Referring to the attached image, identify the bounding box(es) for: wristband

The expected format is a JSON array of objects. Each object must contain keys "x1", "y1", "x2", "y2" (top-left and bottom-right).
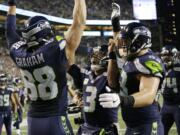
[
  {"x1": 120, "y1": 95, "x2": 135, "y2": 108},
  {"x1": 109, "y1": 51, "x2": 116, "y2": 60}
]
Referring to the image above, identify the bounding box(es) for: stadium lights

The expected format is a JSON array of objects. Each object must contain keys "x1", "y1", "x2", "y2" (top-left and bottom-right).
[
  {"x1": 103, "y1": 31, "x2": 113, "y2": 36},
  {"x1": 83, "y1": 31, "x2": 101, "y2": 36},
  {"x1": 83, "y1": 31, "x2": 115, "y2": 37},
  {"x1": 0, "y1": 4, "x2": 139, "y2": 26}
]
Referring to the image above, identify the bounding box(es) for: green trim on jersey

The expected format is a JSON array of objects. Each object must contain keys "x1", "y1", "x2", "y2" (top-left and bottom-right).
[
  {"x1": 55, "y1": 35, "x2": 63, "y2": 41},
  {"x1": 152, "y1": 122, "x2": 158, "y2": 135},
  {"x1": 145, "y1": 60, "x2": 163, "y2": 74},
  {"x1": 99, "y1": 129, "x2": 105, "y2": 135},
  {"x1": 60, "y1": 116, "x2": 70, "y2": 135}
]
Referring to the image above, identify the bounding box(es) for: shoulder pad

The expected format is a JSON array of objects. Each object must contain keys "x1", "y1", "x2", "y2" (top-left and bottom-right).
[
  {"x1": 144, "y1": 60, "x2": 163, "y2": 74},
  {"x1": 11, "y1": 41, "x2": 26, "y2": 50},
  {"x1": 55, "y1": 35, "x2": 63, "y2": 41},
  {"x1": 59, "y1": 40, "x2": 66, "y2": 50},
  {"x1": 55, "y1": 35, "x2": 66, "y2": 50},
  {"x1": 134, "y1": 55, "x2": 164, "y2": 78}
]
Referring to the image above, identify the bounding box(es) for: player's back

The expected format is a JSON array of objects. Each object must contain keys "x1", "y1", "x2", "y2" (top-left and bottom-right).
[{"x1": 10, "y1": 37, "x2": 68, "y2": 117}]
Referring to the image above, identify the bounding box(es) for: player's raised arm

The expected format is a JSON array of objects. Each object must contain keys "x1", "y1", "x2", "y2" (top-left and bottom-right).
[
  {"x1": 6, "y1": 0, "x2": 21, "y2": 48},
  {"x1": 65, "y1": 0, "x2": 87, "y2": 66},
  {"x1": 107, "y1": 3, "x2": 121, "y2": 88},
  {"x1": 111, "y1": 3, "x2": 121, "y2": 39}
]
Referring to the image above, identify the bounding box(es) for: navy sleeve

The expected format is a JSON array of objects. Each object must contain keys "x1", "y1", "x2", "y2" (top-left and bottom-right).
[
  {"x1": 5, "y1": 15, "x2": 21, "y2": 48},
  {"x1": 68, "y1": 64, "x2": 84, "y2": 89}
]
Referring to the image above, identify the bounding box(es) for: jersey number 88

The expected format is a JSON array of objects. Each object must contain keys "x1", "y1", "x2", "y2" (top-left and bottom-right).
[{"x1": 21, "y1": 66, "x2": 58, "y2": 101}]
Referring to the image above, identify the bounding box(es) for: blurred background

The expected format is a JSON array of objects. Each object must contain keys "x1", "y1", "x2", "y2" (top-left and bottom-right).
[
  {"x1": 0, "y1": 0, "x2": 179, "y2": 134},
  {"x1": 0, "y1": 0, "x2": 179, "y2": 76}
]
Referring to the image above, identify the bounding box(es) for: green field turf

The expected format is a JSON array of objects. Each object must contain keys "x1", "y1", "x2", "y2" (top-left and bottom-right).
[
  {"x1": 1, "y1": 111, "x2": 178, "y2": 135},
  {"x1": 1, "y1": 96, "x2": 178, "y2": 135}
]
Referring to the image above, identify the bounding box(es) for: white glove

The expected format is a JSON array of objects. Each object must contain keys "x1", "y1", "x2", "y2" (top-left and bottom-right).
[
  {"x1": 99, "y1": 93, "x2": 120, "y2": 108},
  {"x1": 111, "y1": 3, "x2": 121, "y2": 20}
]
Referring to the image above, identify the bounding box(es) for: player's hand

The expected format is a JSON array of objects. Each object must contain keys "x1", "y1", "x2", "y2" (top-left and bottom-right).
[
  {"x1": 8, "y1": 0, "x2": 16, "y2": 6},
  {"x1": 111, "y1": 3, "x2": 121, "y2": 21},
  {"x1": 108, "y1": 38, "x2": 116, "y2": 53},
  {"x1": 99, "y1": 92, "x2": 120, "y2": 108},
  {"x1": 72, "y1": 94, "x2": 83, "y2": 107}
]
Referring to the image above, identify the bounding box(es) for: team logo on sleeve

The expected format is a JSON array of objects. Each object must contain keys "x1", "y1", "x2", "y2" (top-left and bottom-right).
[{"x1": 145, "y1": 61, "x2": 163, "y2": 74}]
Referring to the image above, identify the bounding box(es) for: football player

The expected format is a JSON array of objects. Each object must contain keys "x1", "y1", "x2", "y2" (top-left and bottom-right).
[
  {"x1": 99, "y1": 3, "x2": 165, "y2": 135},
  {"x1": 68, "y1": 45, "x2": 119, "y2": 135},
  {"x1": 5, "y1": 0, "x2": 86, "y2": 135},
  {"x1": 160, "y1": 45, "x2": 180, "y2": 135},
  {"x1": 0, "y1": 74, "x2": 17, "y2": 135},
  {"x1": 12, "y1": 78, "x2": 23, "y2": 135}
]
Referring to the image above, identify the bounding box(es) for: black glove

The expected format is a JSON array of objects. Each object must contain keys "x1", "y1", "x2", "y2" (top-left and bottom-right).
[
  {"x1": 8, "y1": 0, "x2": 16, "y2": 6},
  {"x1": 111, "y1": 3, "x2": 121, "y2": 32}
]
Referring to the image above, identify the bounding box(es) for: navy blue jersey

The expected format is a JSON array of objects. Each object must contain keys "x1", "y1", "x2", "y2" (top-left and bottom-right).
[
  {"x1": 6, "y1": 15, "x2": 68, "y2": 117},
  {"x1": 68, "y1": 65, "x2": 118, "y2": 127},
  {"x1": 120, "y1": 50, "x2": 165, "y2": 127},
  {"x1": 0, "y1": 88, "x2": 13, "y2": 113},
  {"x1": 162, "y1": 64, "x2": 180, "y2": 105}
]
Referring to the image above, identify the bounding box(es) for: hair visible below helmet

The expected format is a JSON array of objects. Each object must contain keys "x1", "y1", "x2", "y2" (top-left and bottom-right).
[
  {"x1": 120, "y1": 22, "x2": 152, "y2": 54},
  {"x1": 22, "y1": 16, "x2": 54, "y2": 48}
]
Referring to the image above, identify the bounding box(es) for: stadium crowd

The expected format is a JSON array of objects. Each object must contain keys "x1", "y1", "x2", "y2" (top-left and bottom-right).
[
  {"x1": 0, "y1": 0, "x2": 179, "y2": 135},
  {"x1": 2, "y1": 0, "x2": 134, "y2": 19}
]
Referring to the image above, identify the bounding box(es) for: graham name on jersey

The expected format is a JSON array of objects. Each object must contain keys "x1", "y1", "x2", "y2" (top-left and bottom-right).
[{"x1": 15, "y1": 53, "x2": 45, "y2": 67}]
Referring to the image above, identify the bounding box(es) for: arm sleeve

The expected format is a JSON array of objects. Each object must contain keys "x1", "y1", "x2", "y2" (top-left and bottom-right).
[
  {"x1": 68, "y1": 64, "x2": 84, "y2": 89},
  {"x1": 5, "y1": 15, "x2": 21, "y2": 48}
]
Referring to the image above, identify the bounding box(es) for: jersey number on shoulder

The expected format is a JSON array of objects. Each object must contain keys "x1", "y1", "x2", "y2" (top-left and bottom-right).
[
  {"x1": 166, "y1": 77, "x2": 178, "y2": 93},
  {"x1": 84, "y1": 86, "x2": 97, "y2": 112},
  {"x1": 21, "y1": 66, "x2": 58, "y2": 101},
  {"x1": 0, "y1": 95, "x2": 10, "y2": 106}
]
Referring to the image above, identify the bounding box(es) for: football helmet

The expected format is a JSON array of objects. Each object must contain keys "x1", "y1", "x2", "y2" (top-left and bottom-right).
[
  {"x1": 118, "y1": 22, "x2": 151, "y2": 57},
  {"x1": 22, "y1": 16, "x2": 54, "y2": 48},
  {"x1": 90, "y1": 45, "x2": 108, "y2": 72},
  {"x1": 0, "y1": 73, "x2": 7, "y2": 86},
  {"x1": 160, "y1": 45, "x2": 178, "y2": 67}
]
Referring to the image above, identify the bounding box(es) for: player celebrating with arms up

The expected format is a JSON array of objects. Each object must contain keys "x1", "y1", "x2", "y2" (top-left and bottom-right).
[
  {"x1": 6, "y1": 0, "x2": 86, "y2": 135},
  {"x1": 99, "y1": 3, "x2": 165, "y2": 135}
]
